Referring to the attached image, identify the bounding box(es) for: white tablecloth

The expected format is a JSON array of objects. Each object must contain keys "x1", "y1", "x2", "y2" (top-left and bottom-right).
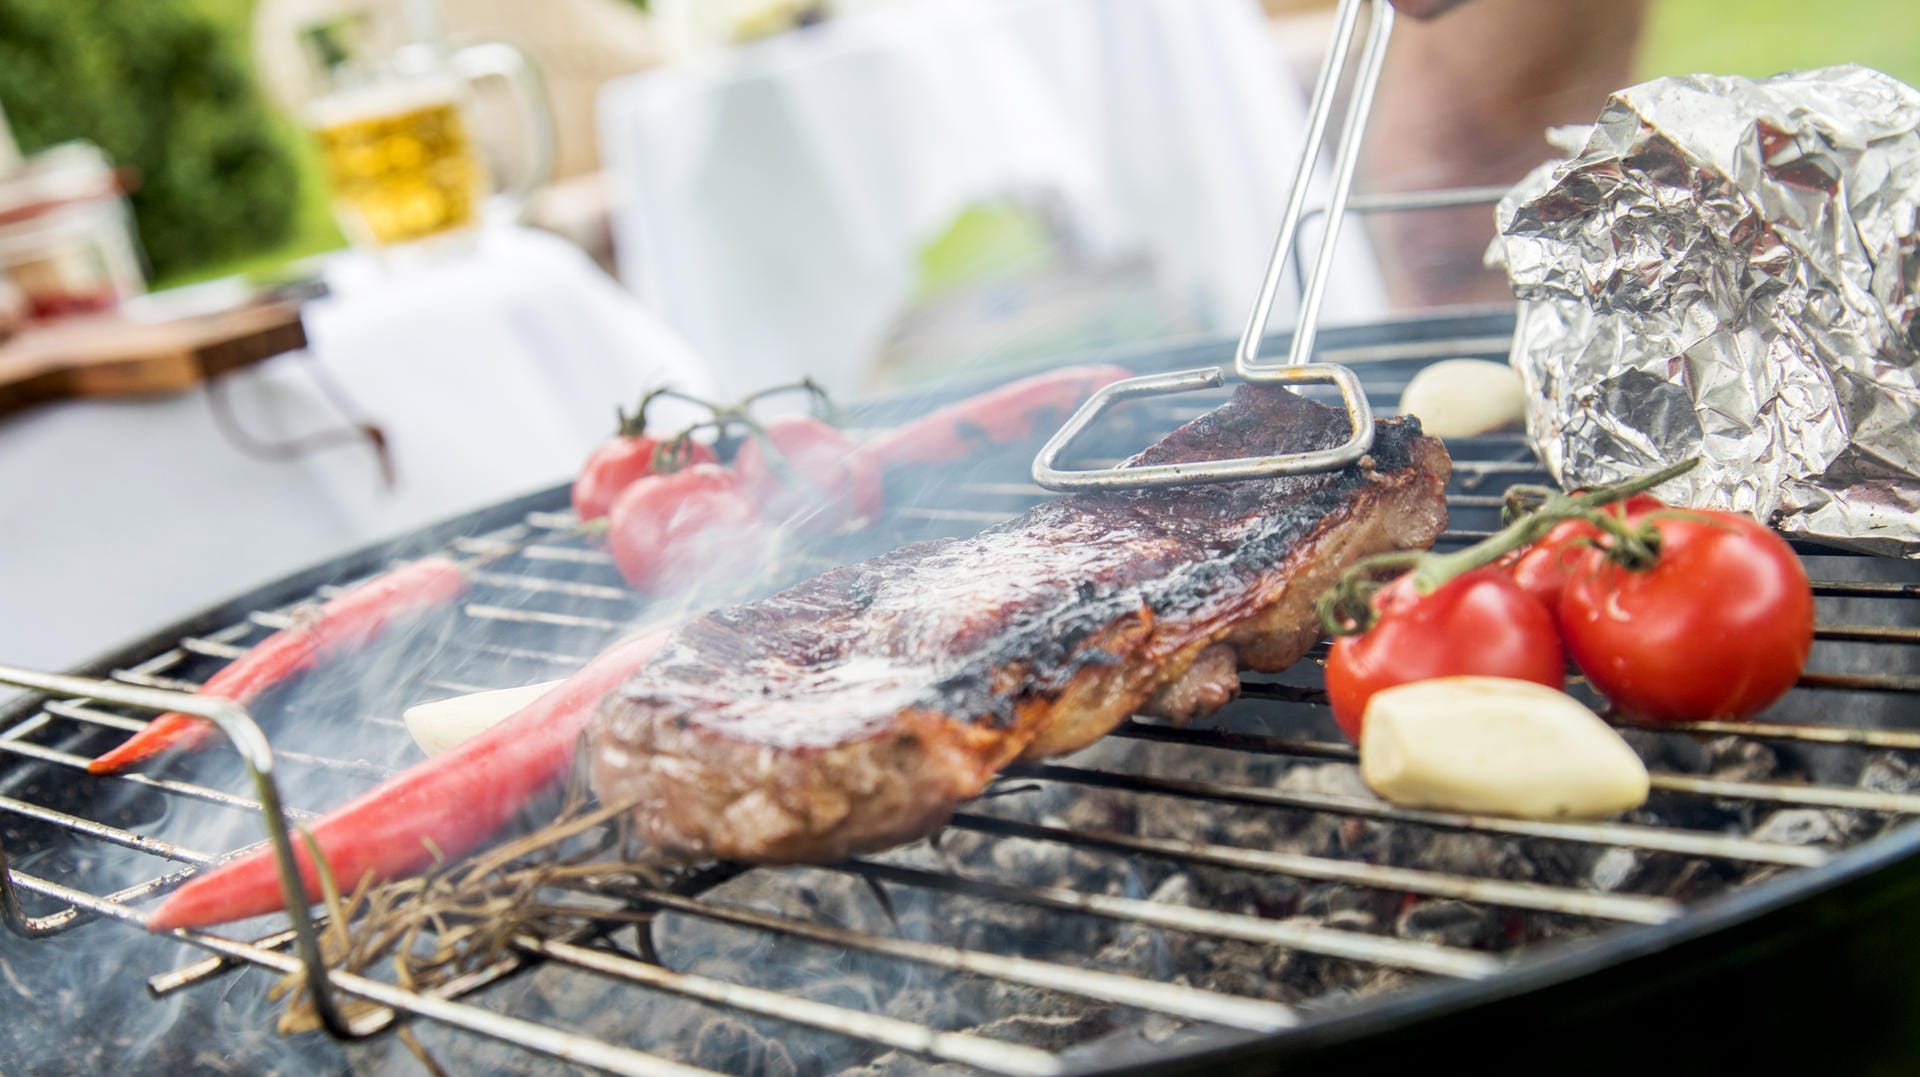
[
  {"x1": 598, "y1": 0, "x2": 1387, "y2": 398},
  {"x1": 0, "y1": 227, "x2": 712, "y2": 672}
]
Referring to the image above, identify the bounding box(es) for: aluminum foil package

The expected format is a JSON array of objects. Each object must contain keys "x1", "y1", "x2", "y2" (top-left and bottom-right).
[{"x1": 1493, "y1": 65, "x2": 1920, "y2": 557}]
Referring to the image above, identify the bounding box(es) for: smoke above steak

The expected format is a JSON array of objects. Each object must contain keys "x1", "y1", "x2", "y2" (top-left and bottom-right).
[{"x1": 590, "y1": 383, "x2": 1451, "y2": 862}]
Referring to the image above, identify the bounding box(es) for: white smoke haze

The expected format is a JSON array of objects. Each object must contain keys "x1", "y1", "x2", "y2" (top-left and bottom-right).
[
  {"x1": 7, "y1": 358, "x2": 1917, "y2": 1075},
  {"x1": 0, "y1": 363, "x2": 1168, "y2": 1072}
]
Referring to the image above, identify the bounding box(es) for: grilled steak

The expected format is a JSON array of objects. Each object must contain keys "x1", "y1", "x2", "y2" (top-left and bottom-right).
[{"x1": 590, "y1": 383, "x2": 1451, "y2": 862}]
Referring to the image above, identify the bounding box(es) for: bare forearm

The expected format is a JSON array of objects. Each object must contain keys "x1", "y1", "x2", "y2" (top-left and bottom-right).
[{"x1": 1365, "y1": 0, "x2": 1649, "y2": 307}]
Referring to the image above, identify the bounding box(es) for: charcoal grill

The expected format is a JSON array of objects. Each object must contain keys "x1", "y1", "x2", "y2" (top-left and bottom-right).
[{"x1": 3, "y1": 307, "x2": 1919, "y2": 1075}]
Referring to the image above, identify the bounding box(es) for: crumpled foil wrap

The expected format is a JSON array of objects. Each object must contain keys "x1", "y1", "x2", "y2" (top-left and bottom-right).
[{"x1": 1493, "y1": 64, "x2": 1920, "y2": 557}]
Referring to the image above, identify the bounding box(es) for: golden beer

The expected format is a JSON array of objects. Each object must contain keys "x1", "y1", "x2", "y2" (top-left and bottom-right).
[{"x1": 310, "y1": 86, "x2": 485, "y2": 247}]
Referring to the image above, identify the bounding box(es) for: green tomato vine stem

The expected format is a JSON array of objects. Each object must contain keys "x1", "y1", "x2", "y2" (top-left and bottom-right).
[{"x1": 1316, "y1": 456, "x2": 1699, "y2": 637}]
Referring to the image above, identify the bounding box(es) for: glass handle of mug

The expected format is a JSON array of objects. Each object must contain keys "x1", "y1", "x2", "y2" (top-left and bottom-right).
[{"x1": 450, "y1": 41, "x2": 555, "y2": 222}]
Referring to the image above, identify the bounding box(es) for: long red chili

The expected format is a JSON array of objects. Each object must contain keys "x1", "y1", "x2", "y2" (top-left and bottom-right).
[
  {"x1": 142, "y1": 365, "x2": 1127, "y2": 926},
  {"x1": 860, "y1": 364, "x2": 1132, "y2": 466},
  {"x1": 145, "y1": 629, "x2": 672, "y2": 932},
  {"x1": 87, "y1": 557, "x2": 472, "y2": 776}
]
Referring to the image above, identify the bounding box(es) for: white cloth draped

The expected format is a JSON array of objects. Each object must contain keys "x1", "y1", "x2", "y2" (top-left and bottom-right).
[
  {"x1": 0, "y1": 227, "x2": 711, "y2": 671},
  {"x1": 599, "y1": 0, "x2": 1387, "y2": 397}
]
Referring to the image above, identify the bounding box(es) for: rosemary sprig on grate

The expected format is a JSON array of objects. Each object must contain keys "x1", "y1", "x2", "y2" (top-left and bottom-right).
[{"x1": 269, "y1": 748, "x2": 672, "y2": 1036}]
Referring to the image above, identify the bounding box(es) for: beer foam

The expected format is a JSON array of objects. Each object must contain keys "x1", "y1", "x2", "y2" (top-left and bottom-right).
[{"x1": 305, "y1": 76, "x2": 465, "y2": 128}]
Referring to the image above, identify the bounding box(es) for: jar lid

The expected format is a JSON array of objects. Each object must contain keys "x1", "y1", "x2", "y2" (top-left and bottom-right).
[{"x1": 0, "y1": 141, "x2": 122, "y2": 227}]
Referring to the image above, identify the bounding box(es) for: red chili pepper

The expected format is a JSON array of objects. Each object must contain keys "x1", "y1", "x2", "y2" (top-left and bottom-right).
[
  {"x1": 87, "y1": 557, "x2": 472, "y2": 776},
  {"x1": 144, "y1": 629, "x2": 672, "y2": 932},
  {"x1": 860, "y1": 364, "x2": 1132, "y2": 466}
]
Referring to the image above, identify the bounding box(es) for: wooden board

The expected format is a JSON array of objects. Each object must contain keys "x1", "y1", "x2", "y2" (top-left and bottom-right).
[{"x1": 0, "y1": 300, "x2": 307, "y2": 419}]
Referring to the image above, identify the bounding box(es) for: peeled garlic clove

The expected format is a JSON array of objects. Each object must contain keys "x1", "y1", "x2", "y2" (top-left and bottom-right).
[
  {"x1": 1397, "y1": 358, "x2": 1527, "y2": 438},
  {"x1": 403, "y1": 680, "x2": 564, "y2": 757},
  {"x1": 1359, "y1": 676, "x2": 1649, "y2": 820}
]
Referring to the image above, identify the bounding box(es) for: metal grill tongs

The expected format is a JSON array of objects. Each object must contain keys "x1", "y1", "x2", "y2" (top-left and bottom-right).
[{"x1": 1032, "y1": 0, "x2": 1395, "y2": 491}]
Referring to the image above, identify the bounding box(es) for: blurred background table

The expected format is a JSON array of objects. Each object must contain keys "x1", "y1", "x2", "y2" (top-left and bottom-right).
[
  {"x1": 598, "y1": 0, "x2": 1389, "y2": 399},
  {"x1": 0, "y1": 297, "x2": 307, "y2": 417},
  {"x1": 0, "y1": 226, "x2": 710, "y2": 671}
]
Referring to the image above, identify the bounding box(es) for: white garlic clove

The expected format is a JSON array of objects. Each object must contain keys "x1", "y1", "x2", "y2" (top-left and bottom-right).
[
  {"x1": 1359, "y1": 676, "x2": 1649, "y2": 820},
  {"x1": 1397, "y1": 358, "x2": 1528, "y2": 438},
  {"x1": 403, "y1": 680, "x2": 564, "y2": 757}
]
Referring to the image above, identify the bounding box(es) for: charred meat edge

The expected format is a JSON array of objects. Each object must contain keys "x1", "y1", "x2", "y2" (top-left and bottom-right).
[{"x1": 592, "y1": 386, "x2": 1450, "y2": 862}]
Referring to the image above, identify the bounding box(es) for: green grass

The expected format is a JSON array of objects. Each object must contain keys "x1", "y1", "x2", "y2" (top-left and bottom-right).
[
  {"x1": 1636, "y1": 0, "x2": 1920, "y2": 85},
  {"x1": 913, "y1": 200, "x2": 1056, "y2": 301}
]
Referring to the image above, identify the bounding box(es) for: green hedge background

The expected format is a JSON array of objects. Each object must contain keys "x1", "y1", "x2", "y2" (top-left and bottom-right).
[{"x1": 0, "y1": 0, "x2": 320, "y2": 282}]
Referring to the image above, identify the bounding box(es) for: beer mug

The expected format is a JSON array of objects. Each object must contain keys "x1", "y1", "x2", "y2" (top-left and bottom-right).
[{"x1": 297, "y1": 10, "x2": 553, "y2": 252}]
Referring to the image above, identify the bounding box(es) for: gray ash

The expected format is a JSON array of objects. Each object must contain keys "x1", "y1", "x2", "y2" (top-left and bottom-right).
[{"x1": 325, "y1": 705, "x2": 1920, "y2": 1077}]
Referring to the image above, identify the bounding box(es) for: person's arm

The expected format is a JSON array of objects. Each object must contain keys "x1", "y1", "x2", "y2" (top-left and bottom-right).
[
  {"x1": 1365, "y1": 0, "x2": 1650, "y2": 307},
  {"x1": 1387, "y1": 0, "x2": 1470, "y2": 17}
]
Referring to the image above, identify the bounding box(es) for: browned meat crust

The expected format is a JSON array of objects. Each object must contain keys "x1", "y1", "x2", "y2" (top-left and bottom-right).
[{"x1": 590, "y1": 384, "x2": 1451, "y2": 862}]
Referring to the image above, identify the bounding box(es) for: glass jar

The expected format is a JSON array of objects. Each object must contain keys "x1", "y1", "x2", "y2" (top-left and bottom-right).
[
  {"x1": 0, "y1": 141, "x2": 147, "y2": 323},
  {"x1": 290, "y1": 5, "x2": 552, "y2": 259}
]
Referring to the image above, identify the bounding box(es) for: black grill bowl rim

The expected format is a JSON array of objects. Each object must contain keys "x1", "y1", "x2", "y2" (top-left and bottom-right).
[{"x1": 1094, "y1": 818, "x2": 1920, "y2": 1075}]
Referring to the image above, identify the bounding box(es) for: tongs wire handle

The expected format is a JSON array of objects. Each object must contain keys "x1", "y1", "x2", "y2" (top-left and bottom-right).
[
  {"x1": 1238, "y1": 0, "x2": 1395, "y2": 377},
  {"x1": 1031, "y1": 0, "x2": 1394, "y2": 492}
]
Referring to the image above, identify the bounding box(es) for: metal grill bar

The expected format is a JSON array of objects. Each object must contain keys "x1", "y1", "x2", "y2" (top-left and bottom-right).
[
  {"x1": 948, "y1": 814, "x2": 1681, "y2": 924},
  {"x1": 1646, "y1": 775, "x2": 1920, "y2": 813},
  {"x1": 146, "y1": 924, "x2": 552, "y2": 1014},
  {"x1": 42, "y1": 699, "x2": 401, "y2": 779},
  {"x1": 633, "y1": 889, "x2": 1298, "y2": 1032},
  {"x1": 0, "y1": 710, "x2": 52, "y2": 746},
  {"x1": 1450, "y1": 460, "x2": 1550, "y2": 478},
  {"x1": 1155, "y1": 683, "x2": 1920, "y2": 753},
  {"x1": 1316, "y1": 331, "x2": 1519, "y2": 366},
  {"x1": 454, "y1": 537, "x2": 612, "y2": 565},
  {"x1": 4, "y1": 865, "x2": 202, "y2": 936},
  {"x1": 423, "y1": 678, "x2": 509, "y2": 697},
  {"x1": 1111, "y1": 719, "x2": 1364, "y2": 761},
  {"x1": 180, "y1": 637, "x2": 250, "y2": 661},
  {"x1": 111, "y1": 634, "x2": 248, "y2": 678},
  {"x1": 841, "y1": 861, "x2": 1504, "y2": 979},
  {"x1": 40, "y1": 698, "x2": 146, "y2": 733},
  {"x1": 1814, "y1": 581, "x2": 1920, "y2": 599},
  {"x1": 1614, "y1": 718, "x2": 1920, "y2": 751},
  {"x1": 109, "y1": 668, "x2": 201, "y2": 693},
  {"x1": 1009, "y1": 763, "x2": 1829, "y2": 868},
  {"x1": 5, "y1": 872, "x2": 723, "y2": 1077},
  {"x1": 0, "y1": 796, "x2": 217, "y2": 867},
  {"x1": 1819, "y1": 624, "x2": 1920, "y2": 645},
  {"x1": 148, "y1": 926, "x2": 302, "y2": 996},
  {"x1": 467, "y1": 570, "x2": 632, "y2": 602},
  {"x1": 1797, "y1": 672, "x2": 1920, "y2": 694},
  {"x1": 1105, "y1": 723, "x2": 1920, "y2": 813},
  {"x1": 0, "y1": 737, "x2": 318, "y2": 820},
  {"x1": 467, "y1": 641, "x2": 597, "y2": 667},
  {"x1": 464, "y1": 603, "x2": 627, "y2": 632},
  {"x1": 520, "y1": 936, "x2": 1069, "y2": 1077}
]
